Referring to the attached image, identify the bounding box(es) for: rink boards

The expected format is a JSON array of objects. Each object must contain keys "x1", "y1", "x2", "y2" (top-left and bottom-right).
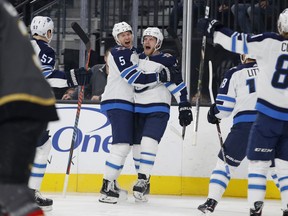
[{"x1": 41, "y1": 103, "x2": 280, "y2": 199}]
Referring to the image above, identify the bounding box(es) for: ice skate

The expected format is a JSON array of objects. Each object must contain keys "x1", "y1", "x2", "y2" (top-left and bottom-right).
[
  {"x1": 34, "y1": 189, "x2": 53, "y2": 211},
  {"x1": 99, "y1": 179, "x2": 119, "y2": 204},
  {"x1": 114, "y1": 180, "x2": 128, "y2": 201},
  {"x1": 0, "y1": 185, "x2": 45, "y2": 216},
  {"x1": 250, "y1": 201, "x2": 263, "y2": 216},
  {"x1": 198, "y1": 198, "x2": 218, "y2": 214},
  {"x1": 284, "y1": 209, "x2": 288, "y2": 216},
  {"x1": 1, "y1": 204, "x2": 45, "y2": 216},
  {"x1": 133, "y1": 173, "x2": 150, "y2": 202}
]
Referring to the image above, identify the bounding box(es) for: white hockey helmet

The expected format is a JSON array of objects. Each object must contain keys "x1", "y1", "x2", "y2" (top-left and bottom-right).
[
  {"x1": 112, "y1": 22, "x2": 133, "y2": 45},
  {"x1": 142, "y1": 27, "x2": 164, "y2": 50},
  {"x1": 278, "y1": 8, "x2": 288, "y2": 36},
  {"x1": 30, "y1": 16, "x2": 54, "y2": 43}
]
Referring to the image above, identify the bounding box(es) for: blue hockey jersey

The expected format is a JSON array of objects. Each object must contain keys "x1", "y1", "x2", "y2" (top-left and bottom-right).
[{"x1": 31, "y1": 38, "x2": 67, "y2": 88}]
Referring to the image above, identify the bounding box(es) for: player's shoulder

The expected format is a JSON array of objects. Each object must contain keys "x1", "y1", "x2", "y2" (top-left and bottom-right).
[
  {"x1": 33, "y1": 39, "x2": 54, "y2": 53},
  {"x1": 151, "y1": 52, "x2": 177, "y2": 67},
  {"x1": 111, "y1": 45, "x2": 133, "y2": 57},
  {"x1": 238, "y1": 62, "x2": 257, "y2": 70},
  {"x1": 224, "y1": 64, "x2": 242, "y2": 79},
  {"x1": 0, "y1": 0, "x2": 16, "y2": 15},
  {"x1": 248, "y1": 32, "x2": 285, "y2": 42},
  {"x1": 225, "y1": 62, "x2": 257, "y2": 77}
]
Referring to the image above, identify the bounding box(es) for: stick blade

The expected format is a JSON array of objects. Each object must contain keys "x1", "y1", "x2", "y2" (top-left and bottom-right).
[{"x1": 71, "y1": 22, "x2": 90, "y2": 50}]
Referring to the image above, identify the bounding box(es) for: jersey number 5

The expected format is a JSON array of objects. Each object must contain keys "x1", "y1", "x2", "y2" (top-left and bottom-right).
[
  {"x1": 272, "y1": 55, "x2": 288, "y2": 89},
  {"x1": 119, "y1": 56, "x2": 126, "y2": 66}
]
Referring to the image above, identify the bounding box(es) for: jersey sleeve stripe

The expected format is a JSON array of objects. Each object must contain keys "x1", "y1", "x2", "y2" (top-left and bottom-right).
[
  {"x1": 120, "y1": 64, "x2": 138, "y2": 78},
  {"x1": 216, "y1": 95, "x2": 236, "y2": 102},
  {"x1": 217, "y1": 106, "x2": 234, "y2": 112},
  {"x1": 127, "y1": 71, "x2": 141, "y2": 84},
  {"x1": 231, "y1": 32, "x2": 238, "y2": 52},
  {"x1": 170, "y1": 82, "x2": 185, "y2": 94},
  {"x1": 42, "y1": 71, "x2": 52, "y2": 77},
  {"x1": 243, "y1": 34, "x2": 248, "y2": 54}
]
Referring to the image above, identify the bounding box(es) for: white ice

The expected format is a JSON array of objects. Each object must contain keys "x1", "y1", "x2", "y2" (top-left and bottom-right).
[{"x1": 44, "y1": 193, "x2": 283, "y2": 216}]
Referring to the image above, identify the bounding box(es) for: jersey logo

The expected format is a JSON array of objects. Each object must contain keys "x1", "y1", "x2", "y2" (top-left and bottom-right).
[
  {"x1": 115, "y1": 47, "x2": 126, "y2": 51},
  {"x1": 163, "y1": 53, "x2": 172, "y2": 58}
]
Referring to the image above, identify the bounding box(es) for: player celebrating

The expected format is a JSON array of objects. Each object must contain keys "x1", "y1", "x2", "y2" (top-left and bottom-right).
[
  {"x1": 132, "y1": 27, "x2": 192, "y2": 202},
  {"x1": 198, "y1": 8, "x2": 288, "y2": 216},
  {"x1": 197, "y1": 55, "x2": 279, "y2": 214},
  {"x1": 0, "y1": 1, "x2": 58, "y2": 215},
  {"x1": 99, "y1": 22, "x2": 173, "y2": 204},
  {"x1": 29, "y1": 15, "x2": 91, "y2": 210}
]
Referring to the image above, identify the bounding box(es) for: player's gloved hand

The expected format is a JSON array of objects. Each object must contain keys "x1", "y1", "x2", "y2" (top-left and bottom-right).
[
  {"x1": 159, "y1": 65, "x2": 183, "y2": 84},
  {"x1": 178, "y1": 101, "x2": 193, "y2": 126},
  {"x1": 169, "y1": 65, "x2": 183, "y2": 84},
  {"x1": 66, "y1": 67, "x2": 92, "y2": 87},
  {"x1": 159, "y1": 67, "x2": 171, "y2": 82},
  {"x1": 197, "y1": 18, "x2": 223, "y2": 38},
  {"x1": 207, "y1": 103, "x2": 220, "y2": 124}
]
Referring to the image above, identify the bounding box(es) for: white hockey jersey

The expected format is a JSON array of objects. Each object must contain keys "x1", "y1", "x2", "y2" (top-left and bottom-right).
[
  {"x1": 215, "y1": 62, "x2": 259, "y2": 125},
  {"x1": 214, "y1": 28, "x2": 288, "y2": 121},
  {"x1": 101, "y1": 45, "x2": 161, "y2": 112},
  {"x1": 134, "y1": 52, "x2": 189, "y2": 114}
]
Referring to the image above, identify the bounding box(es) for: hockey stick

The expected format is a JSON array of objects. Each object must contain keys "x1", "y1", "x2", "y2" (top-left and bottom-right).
[
  {"x1": 208, "y1": 61, "x2": 230, "y2": 176},
  {"x1": 62, "y1": 22, "x2": 92, "y2": 197},
  {"x1": 192, "y1": 0, "x2": 210, "y2": 145},
  {"x1": 182, "y1": 126, "x2": 186, "y2": 140}
]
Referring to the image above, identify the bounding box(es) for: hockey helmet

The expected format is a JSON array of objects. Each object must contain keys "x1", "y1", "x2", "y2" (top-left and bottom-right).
[
  {"x1": 30, "y1": 16, "x2": 54, "y2": 43},
  {"x1": 112, "y1": 22, "x2": 133, "y2": 45},
  {"x1": 142, "y1": 27, "x2": 164, "y2": 50},
  {"x1": 278, "y1": 8, "x2": 288, "y2": 35}
]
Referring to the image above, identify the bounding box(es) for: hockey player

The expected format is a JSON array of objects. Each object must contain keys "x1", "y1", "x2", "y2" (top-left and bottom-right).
[
  {"x1": 29, "y1": 15, "x2": 92, "y2": 210},
  {"x1": 0, "y1": 1, "x2": 58, "y2": 215},
  {"x1": 197, "y1": 55, "x2": 279, "y2": 214},
  {"x1": 99, "y1": 22, "x2": 174, "y2": 204},
  {"x1": 198, "y1": 8, "x2": 288, "y2": 216},
  {"x1": 132, "y1": 27, "x2": 193, "y2": 202}
]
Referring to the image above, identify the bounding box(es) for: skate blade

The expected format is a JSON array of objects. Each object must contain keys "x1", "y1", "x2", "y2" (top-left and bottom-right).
[
  {"x1": 133, "y1": 191, "x2": 148, "y2": 203},
  {"x1": 39, "y1": 205, "x2": 52, "y2": 212},
  {"x1": 197, "y1": 209, "x2": 212, "y2": 215},
  {"x1": 98, "y1": 194, "x2": 118, "y2": 204}
]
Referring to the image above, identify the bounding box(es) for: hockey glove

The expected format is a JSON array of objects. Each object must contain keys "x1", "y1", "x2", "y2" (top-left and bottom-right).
[
  {"x1": 178, "y1": 101, "x2": 193, "y2": 126},
  {"x1": 159, "y1": 67, "x2": 171, "y2": 82},
  {"x1": 197, "y1": 18, "x2": 223, "y2": 38},
  {"x1": 169, "y1": 65, "x2": 183, "y2": 84},
  {"x1": 159, "y1": 65, "x2": 183, "y2": 83},
  {"x1": 207, "y1": 103, "x2": 220, "y2": 124},
  {"x1": 66, "y1": 67, "x2": 92, "y2": 87}
]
